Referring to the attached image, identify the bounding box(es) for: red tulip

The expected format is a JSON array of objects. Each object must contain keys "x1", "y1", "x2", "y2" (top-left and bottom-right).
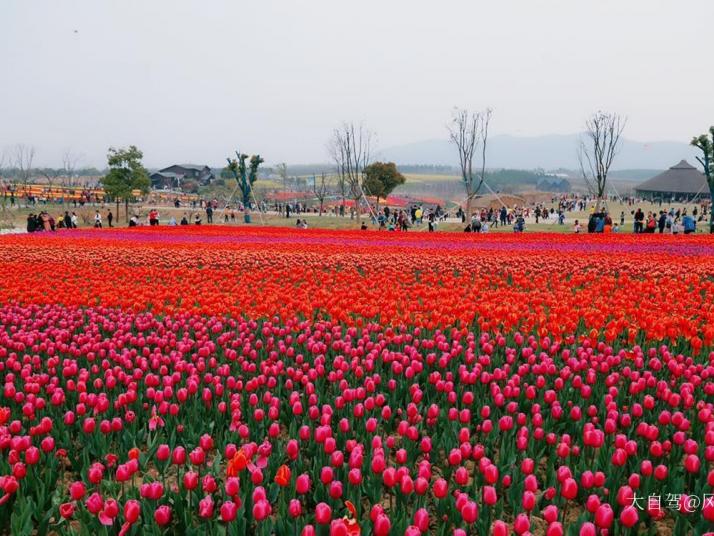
[
  {"x1": 154, "y1": 505, "x2": 171, "y2": 526},
  {"x1": 296, "y1": 473, "x2": 311, "y2": 494},
  {"x1": 86, "y1": 492, "x2": 104, "y2": 515},
  {"x1": 253, "y1": 499, "x2": 272, "y2": 521},
  {"x1": 433, "y1": 478, "x2": 448, "y2": 499},
  {"x1": 124, "y1": 499, "x2": 141, "y2": 524},
  {"x1": 183, "y1": 471, "x2": 199, "y2": 491},
  {"x1": 413, "y1": 507, "x2": 429, "y2": 532},
  {"x1": 373, "y1": 513, "x2": 391, "y2": 536},
  {"x1": 198, "y1": 495, "x2": 214, "y2": 518},
  {"x1": 620, "y1": 506, "x2": 639, "y2": 528},
  {"x1": 547, "y1": 522, "x2": 564, "y2": 536},
  {"x1": 315, "y1": 502, "x2": 332, "y2": 525},
  {"x1": 560, "y1": 477, "x2": 578, "y2": 500},
  {"x1": 199, "y1": 434, "x2": 214, "y2": 451},
  {"x1": 59, "y1": 502, "x2": 75, "y2": 519},
  {"x1": 220, "y1": 500, "x2": 238, "y2": 522},
  {"x1": 492, "y1": 520, "x2": 509, "y2": 536},
  {"x1": 289, "y1": 499, "x2": 302, "y2": 518},
  {"x1": 483, "y1": 485, "x2": 497, "y2": 505},
  {"x1": 189, "y1": 447, "x2": 205, "y2": 466},
  {"x1": 171, "y1": 446, "x2": 186, "y2": 465},
  {"x1": 156, "y1": 444, "x2": 170, "y2": 462},
  {"x1": 461, "y1": 500, "x2": 478, "y2": 523},
  {"x1": 542, "y1": 504, "x2": 558, "y2": 524},
  {"x1": 69, "y1": 481, "x2": 86, "y2": 501},
  {"x1": 219, "y1": 476, "x2": 237, "y2": 497},
  {"x1": 685, "y1": 454, "x2": 701, "y2": 474},
  {"x1": 514, "y1": 513, "x2": 530, "y2": 535}
]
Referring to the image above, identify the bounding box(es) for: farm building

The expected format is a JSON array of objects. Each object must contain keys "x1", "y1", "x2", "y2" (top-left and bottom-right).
[
  {"x1": 635, "y1": 160, "x2": 709, "y2": 201},
  {"x1": 151, "y1": 164, "x2": 215, "y2": 190}
]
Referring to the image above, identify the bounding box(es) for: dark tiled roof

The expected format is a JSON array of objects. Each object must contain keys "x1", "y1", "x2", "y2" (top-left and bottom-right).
[
  {"x1": 159, "y1": 164, "x2": 211, "y2": 173},
  {"x1": 635, "y1": 160, "x2": 708, "y2": 194}
]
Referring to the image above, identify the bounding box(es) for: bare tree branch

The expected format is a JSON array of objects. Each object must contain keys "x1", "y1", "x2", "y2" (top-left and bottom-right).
[
  {"x1": 578, "y1": 111, "x2": 626, "y2": 207},
  {"x1": 13, "y1": 144, "x2": 35, "y2": 187},
  {"x1": 327, "y1": 136, "x2": 348, "y2": 207},
  {"x1": 312, "y1": 173, "x2": 333, "y2": 216},
  {"x1": 447, "y1": 107, "x2": 491, "y2": 217},
  {"x1": 62, "y1": 149, "x2": 82, "y2": 188},
  {"x1": 328, "y1": 122, "x2": 374, "y2": 218}
]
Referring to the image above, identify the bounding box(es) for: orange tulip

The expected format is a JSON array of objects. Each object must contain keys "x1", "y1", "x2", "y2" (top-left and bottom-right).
[
  {"x1": 274, "y1": 464, "x2": 291, "y2": 487},
  {"x1": 226, "y1": 449, "x2": 248, "y2": 477}
]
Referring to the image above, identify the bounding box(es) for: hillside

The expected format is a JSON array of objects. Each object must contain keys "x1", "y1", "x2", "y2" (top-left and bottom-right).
[{"x1": 377, "y1": 134, "x2": 698, "y2": 170}]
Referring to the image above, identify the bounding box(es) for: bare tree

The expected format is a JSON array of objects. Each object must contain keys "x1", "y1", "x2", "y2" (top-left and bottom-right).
[
  {"x1": 578, "y1": 111, "x2": 626, "y2": 210},
  {"x1": 275, "y1": 162, "x2": 288, "y2": 193},
  {"x1": 40, "y1": 168, "x2": 61, "y2": 196},
  {"x1": 13, "y1": 144, "x2": 35, "y2": 187},
  {"x1": 327, "y1": 136, "x2": 348, "y2": 211},
  {"x1": 313, "y1": 173, "x2": 333, "y2": 216},
  {"x1": 447, "y1": 108, "x2": 492, "y2": 218},
  {"x1": 329, "y1": 122, "x2": 373, "y2": 220},
  {"x1": 62, "y1": 149, "x2": 82, "y2": 188}
]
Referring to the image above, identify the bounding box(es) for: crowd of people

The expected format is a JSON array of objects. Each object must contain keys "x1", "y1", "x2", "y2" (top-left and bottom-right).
[
  {"x1": 631, "y1": 207, "x2": 698, "y2": 234},
  {"x1": 12, "y1": 190, "x2": 712, "y2": 235},
  {"x1": 370, "y1": 205, "x2": 445, "y2": 231},
  {"x1": 26, "y1": 211, "x2": 80, "y2": 232}
]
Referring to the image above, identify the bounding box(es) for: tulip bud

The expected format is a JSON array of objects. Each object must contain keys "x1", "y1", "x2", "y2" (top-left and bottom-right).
[
  {"x1": 315, "y1": 502, "x2": 331, "y2": 525},
  {"x1": 620, "y1": 505, "x2": 639, "y2": 528},
  {"x1": 124, "y1": 499, "x2": 141, "y2": 524},
  {"x1": 373, "y1": 513, "x2": 391, "y2": 536},
  {"x1": 220, "y1": 500, "x2": 238, "y2": 522},
  {"x1": 154, "y1": 505, "x2": 171, "y2": 526},
  {"x1": 289, "y1": 499, "x2": 302, "y2": 518}
]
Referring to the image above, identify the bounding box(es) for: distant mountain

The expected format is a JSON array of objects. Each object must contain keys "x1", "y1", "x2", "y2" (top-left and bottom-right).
[{"x1": 377, "y1": 134, "x2": 699, "y2": 171}]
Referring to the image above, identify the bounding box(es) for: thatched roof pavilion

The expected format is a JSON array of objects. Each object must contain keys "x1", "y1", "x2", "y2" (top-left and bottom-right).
[{"x1": 635, "y1": 160, "x2": 709, "y2": 200}]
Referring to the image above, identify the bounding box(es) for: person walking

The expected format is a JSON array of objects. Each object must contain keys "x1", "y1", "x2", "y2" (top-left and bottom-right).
[
  {"x1": 148, "y1": 209, "x2": 159, "y2": 226},
  {"x1": 633, "y1": 208, "x2": 644, "y2": 233},
  {"x1": 683, "y1": 213, "x2": 696, "y2": 234},
  {"x1": 107, "y1": 210, "x2": 114, "y2": 228},
  {"x1": 658, "y1": 211, "x2": 666, "y2": 234}
]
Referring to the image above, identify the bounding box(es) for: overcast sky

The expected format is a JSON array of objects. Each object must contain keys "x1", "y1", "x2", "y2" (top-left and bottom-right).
[{"x1": 1, "y1": 0, "x2": 713, "y2": 168}]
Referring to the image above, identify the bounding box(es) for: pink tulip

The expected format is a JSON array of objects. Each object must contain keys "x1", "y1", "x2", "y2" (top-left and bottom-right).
[{"x1": 315, "y1": 502, "x2": 331, "y2": 525}]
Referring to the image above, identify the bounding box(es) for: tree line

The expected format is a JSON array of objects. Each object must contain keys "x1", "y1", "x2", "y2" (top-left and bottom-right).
[{"x1": 5, "y1": 109, "x2": 714, "y2": 232}]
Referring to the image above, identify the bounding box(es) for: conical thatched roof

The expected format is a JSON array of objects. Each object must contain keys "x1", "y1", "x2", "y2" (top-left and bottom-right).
[{"x1": 635, "y1": 160, "x2": 708, "y2": 195}]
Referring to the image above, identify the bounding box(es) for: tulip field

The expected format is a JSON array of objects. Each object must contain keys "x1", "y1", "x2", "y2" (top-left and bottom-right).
[{"x1": 2, "y1": 227, "x2": 714, "y2": 536}]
